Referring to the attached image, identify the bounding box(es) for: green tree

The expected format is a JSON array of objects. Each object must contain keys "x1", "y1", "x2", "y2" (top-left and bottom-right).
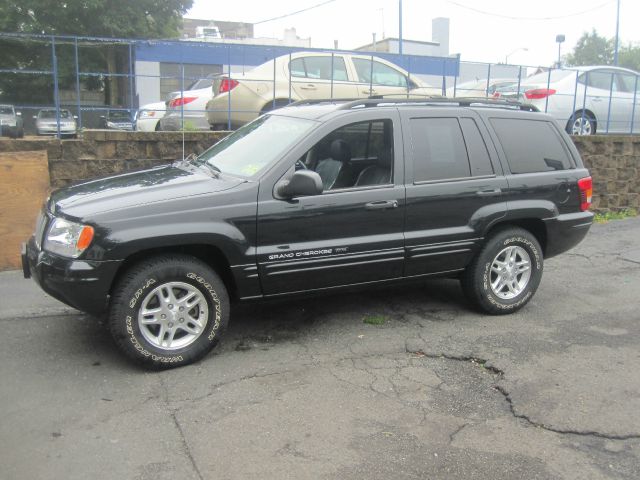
[
  {"x1": 0, "y1": 0, "x2": 193, "y2": 105},
  {"x1": 564, "y1": 29, "x2": 640, "y2": 72},
  {"x1": 564, "y1": 30, "x2": 614, "y2": 66}
]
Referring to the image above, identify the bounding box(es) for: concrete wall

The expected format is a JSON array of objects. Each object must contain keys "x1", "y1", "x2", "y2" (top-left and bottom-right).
[{"x1": 0, "y1": 132, "x2": 638, "y2": 212}]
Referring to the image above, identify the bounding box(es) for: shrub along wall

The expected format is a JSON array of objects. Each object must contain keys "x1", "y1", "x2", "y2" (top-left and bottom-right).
[{"x1": 0, "y1": 131, "x2": 638, "y2": 212}]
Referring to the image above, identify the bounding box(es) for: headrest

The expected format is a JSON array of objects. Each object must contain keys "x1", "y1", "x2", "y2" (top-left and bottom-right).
[
  {"x1": 377, "y1": 148, "x2": 393, "y2": 168},
  {"x1": 330, "y1": 139, "x2": 351, "y2": 163}
]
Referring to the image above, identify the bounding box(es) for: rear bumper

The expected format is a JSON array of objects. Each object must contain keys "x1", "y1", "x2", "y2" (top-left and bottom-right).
[
  {"x1": 22, "y1": 237, "x2": 121, "y2": 315},
  {"x1": 544, "y1": 211, "x2": 594, "y2": 258}
]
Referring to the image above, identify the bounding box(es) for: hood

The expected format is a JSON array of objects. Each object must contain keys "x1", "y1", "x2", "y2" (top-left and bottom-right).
[{"x1": 51, "y1": 164, "x2": 244, "y2": 218}]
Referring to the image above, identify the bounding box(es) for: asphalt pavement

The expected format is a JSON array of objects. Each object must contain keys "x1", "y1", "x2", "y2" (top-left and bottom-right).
[{"x1": 1, "y1": 217, "x2": 639, "y2": 480}]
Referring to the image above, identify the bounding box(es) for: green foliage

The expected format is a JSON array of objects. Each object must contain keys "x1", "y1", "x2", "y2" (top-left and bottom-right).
[
  {"x1": 0, "y1": 0, "x2": 193, "y2": 105},
  {"x1": 363, "y1": 315, "x2": 386, "y2": 326},
  {"x1": 564, "y1": 29, "x2": 640, "y2": 72},
  {"x1": 594, "y1": 208, "x2": 638, "y2": 223}
]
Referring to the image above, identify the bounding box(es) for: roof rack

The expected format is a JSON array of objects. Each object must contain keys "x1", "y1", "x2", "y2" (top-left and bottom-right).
[{"x1": 287, "y1": 96, "x2": 538, "y2": 112}]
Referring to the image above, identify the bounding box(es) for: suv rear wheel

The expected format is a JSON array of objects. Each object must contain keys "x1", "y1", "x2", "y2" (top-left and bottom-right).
[
  {"x1": 461, "y1": 227, "x2": 543, "y2": 314},
  {"x1": 109, "y1": 254, "x2": 229, "y2": 369}
]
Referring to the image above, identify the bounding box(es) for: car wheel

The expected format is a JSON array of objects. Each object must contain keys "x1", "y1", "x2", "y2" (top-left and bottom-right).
[
  {"x1": 109, "y1": 254, "x2": 230, "y2": 369},
  {"x1": 461, "y1": 227, "x2": 543, "y2": 315},
  {"x1": 567, "y1": 112, "x2": 596, "y2": 135}
]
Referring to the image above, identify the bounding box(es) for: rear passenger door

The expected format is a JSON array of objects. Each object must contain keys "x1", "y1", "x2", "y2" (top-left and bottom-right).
[
  {"x1": 289, "y1": 55, "x2": 359, "y2": 100},
  {"x1": 401, "y1": 109, "x2": 508, "y2": 276}
]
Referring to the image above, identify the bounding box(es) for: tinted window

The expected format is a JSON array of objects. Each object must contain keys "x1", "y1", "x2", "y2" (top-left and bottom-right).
[
  {"x1": 584, "y1": 70, "x2": 616, "y2": 90},
  {"x1": 289, "y1": 56, "x2": 348, "y2": 81},
  {"x1": 459, "y1": 118, "x2": 494, "y2": 176},
  {"x1": 410, "y1": 118, "x2": 471, "y2": 182},
  {"x1": 490, "y1": 118, "x2": 572, "y2": 174},
  {"x1": 617, "y1": 73, "x2": 637, "y2": 93},
  {"x1": 353, "y1": 59, "x2": 407, "y2": 87}
]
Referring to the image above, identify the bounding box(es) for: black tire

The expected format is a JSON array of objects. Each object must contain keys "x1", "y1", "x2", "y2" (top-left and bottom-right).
[
  {"x1": 461, "y1": 227, "x2": 543, "y2": 315},
  {"x1": 566, "y1": 111, "x2": 596, "y2": 135},
  {"x1": 109, "y1": 254, "x2": 230, "y2": 369}
]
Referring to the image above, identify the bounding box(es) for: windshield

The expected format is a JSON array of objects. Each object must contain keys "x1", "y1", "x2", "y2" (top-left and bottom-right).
[
  {"x1": 196, "y1": 115, "x2": 316, "y2": 177},
  {"x1": 109, "y1": 111, "x2": 131, "y2": 121},
  {"x1": 188, "y1": 77, "x2": 214, "y2": 90},
  {"x1": 39, "y1": 110, "x2": 72, "y2": 119},
  {"x1": 0, "y1": 106, "x2": 13, "y2": 115}
]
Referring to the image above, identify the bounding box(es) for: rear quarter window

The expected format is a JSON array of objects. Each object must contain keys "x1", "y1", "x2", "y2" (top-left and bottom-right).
[{"x1": 490, "y1": 118, "x2": 574, "y2": 174}]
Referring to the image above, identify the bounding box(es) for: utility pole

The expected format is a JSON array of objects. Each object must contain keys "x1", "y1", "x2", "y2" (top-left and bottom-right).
[
  {"x1": 613, "y1": 0, "x2": 620, "y2": 65},
  {"x1": 398, "y1": 0, "x2": 403, "y2": 55}
]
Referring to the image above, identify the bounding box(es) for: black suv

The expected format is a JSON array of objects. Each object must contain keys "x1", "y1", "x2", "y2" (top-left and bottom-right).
[{"x1": 22, "y1": 98, "x2": 594, "y2": 368}]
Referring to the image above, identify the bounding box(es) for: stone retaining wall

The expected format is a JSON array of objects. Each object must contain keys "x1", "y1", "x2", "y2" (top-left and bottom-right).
[{"x1": 0, "y1": 131, "x2": 638, "y2": 212}]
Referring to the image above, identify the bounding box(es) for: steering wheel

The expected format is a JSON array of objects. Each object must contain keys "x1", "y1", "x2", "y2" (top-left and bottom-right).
[{"x1": 295, "y1": 159, "x2": 308, "y2": 171}]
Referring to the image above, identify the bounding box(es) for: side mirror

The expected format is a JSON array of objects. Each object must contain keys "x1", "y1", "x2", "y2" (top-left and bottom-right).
[
  {"x1": 100, "y1": 115, "x2": 106, "y2": 119},
  {"x1": 277, "y1": 170, "x2": 323, "y2": 198},
  {"x1": 32, "y1": 115, "x2": 37, "y2": 119},
  {"x1": 74, "y1": 115, "x2": 78, "y2": 119},
  {"x1": 16, "y1": 112, "x2": 21, "y2": 116}
]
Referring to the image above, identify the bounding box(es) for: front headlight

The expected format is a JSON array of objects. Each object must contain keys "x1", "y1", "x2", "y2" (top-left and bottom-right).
[{"x1": 44, "y1": 218, "x2": 94, "y2": 258}]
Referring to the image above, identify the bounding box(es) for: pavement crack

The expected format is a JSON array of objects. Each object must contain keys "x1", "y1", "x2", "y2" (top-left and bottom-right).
[
  {"x1": 448, "y1": 423, "x2": 469, "y2": 444},
  {"x1": 493, "y1": 384, "x2": 640, "y2": 441},
  {"x1": 158, "y1": 375, "x2": 204, "y2": 480}
]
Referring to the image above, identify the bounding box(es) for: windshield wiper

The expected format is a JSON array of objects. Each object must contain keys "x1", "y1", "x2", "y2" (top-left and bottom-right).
[{"x1": 200, "y1": 161, "x2": 221, "y2": 178}]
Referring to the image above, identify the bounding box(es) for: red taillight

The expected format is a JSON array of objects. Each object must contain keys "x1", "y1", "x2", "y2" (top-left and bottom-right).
[
  {"x1": 219, "y1": 78, "x2": 239, "y2": 93},
  {"x1": 524, "y1": 88, "x2": 556, "y2": 100},
  {"x1": 577, "y1": 176, "x2": 593, "y2": 211},
  {"x1": 169, "y1": 97, "x2": 197, "y2": 107}
]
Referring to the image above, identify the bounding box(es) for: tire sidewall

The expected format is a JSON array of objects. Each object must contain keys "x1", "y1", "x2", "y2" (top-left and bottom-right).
[
  {"x1": 478, "y1": 231, "x2": 543, "y2": 313},
  {"x1": 111, "y1": 260, "x2": 229, "y2": 367}
]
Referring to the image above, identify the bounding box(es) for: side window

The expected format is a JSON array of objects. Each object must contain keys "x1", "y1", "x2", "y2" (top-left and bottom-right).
[
  {"x1": 616, "y1": 73, "x2": 637, "y2": 93},
  {"x1": 410, "y1": 118, "x2": 471, "y2": 182},
  {"x1": 490, "y1": 118, "x2": 573, "y2": 174},
  {"x1": 459, "y1": 118, "x2": 494, "y2": 176},
  {"x1": 585, "y1": 70, "x2": 616, "y2": 91},
  {"x1": 299, "y1": 119, "x2": 394, "y2": 190},
  {"x1": 289, "y1": 56, "x2": 348, "y2": 81},
  {"x1": 352, "y1": 58, "x2": 407, "y2": 87}
]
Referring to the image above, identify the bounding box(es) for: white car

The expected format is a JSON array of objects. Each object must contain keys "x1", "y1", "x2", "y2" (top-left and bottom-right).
[
  {"x1": 447, "y1": 78, "x2": 516, "y2": 98},
  {"x1": 205, "y1": 52, "x2": 441, "y2": 129},
  {"x1": 159, "y1": 74, "x2": 219, "y2": 131},
  {"x1": 135, "y1": 102, "x2": 166, "y2": 132},
  {"x1": 34, "y1": 109, "x2": 77, "y2": 137},
  {"x1": 497, "y1": 66, "x2": 640, "y2": 135}
]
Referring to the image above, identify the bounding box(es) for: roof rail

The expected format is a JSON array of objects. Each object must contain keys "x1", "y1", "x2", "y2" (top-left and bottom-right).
[{"x1": 286, "y1": 96, "x2": 538, "y2": 112}]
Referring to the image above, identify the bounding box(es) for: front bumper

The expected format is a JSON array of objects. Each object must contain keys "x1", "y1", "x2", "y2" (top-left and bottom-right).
[{"x1": 22, "y1": 237, "x2": 122, "y2": 315}]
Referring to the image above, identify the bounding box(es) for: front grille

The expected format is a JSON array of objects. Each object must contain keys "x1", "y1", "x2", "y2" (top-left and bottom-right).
[{"x1": 34, "y1": 210, "x2": 48, "y2": 249}]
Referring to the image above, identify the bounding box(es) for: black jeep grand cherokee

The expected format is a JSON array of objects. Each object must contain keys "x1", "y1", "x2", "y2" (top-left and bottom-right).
[{"x1": 23, "y1": 98, "x2": 593, "y2": 368}]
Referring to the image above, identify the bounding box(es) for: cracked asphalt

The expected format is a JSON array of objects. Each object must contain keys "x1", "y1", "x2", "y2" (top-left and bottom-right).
[{"x1": 1, "y1": 217, "x2": 639, "y2": 480}]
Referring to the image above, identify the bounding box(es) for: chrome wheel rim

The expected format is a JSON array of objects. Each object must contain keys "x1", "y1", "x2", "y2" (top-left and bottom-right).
[
  {"x1": 490, "y1": 246, "x2": 532, "y2": 300},
  {"x1": 571, "y1": 117, "x2": 592, "y2": 135},
  {"x1": 138, "y1": 281, "x2": 208, "y2": 351}
]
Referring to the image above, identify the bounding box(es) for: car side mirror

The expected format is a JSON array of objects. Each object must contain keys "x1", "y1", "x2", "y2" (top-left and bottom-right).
[
  {"x1": 32, "y1": 115, "x2": 37, "y2": 119},
  {"x1": 16, "y1": 112, "x2": 21, "y2": 116},
  {"x1": 277, "y1": 170, "x2": 323, "y2": 198},
  {"x1": 100, "y1": 115, "x2": 106, "y2": 119},
  {"x1": 74, "y1": 115, "x2": 78, "y2": 119}
]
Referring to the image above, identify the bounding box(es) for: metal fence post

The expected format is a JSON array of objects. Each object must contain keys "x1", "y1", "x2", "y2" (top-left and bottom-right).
[
  {"x1": 406, "y1": 56, "x2": 411, "y2": 98},
  {"x1": 288, "y1": 52, "x2": 292, "y2": 103},
  {"x1": 544, "y1": 68, "x2": 552, "y2": 113},
  {"x1": 580, "y1": 73, "x2": 589, "y2": 134},
  {"x1": 485, "y1": 64, "x2": 491, "y2": 98},
  {"x1": 50, "y1": 37, "x2": 61, "y2": 138},
  {"x1": 630, "y1": 75, "x2": 638, "y2": 134},
  {"x1": 571, "y1": 70, "x2": 579, "y2": 128},
  {"x1": 74, "y1": 37, "x2": 82, "y2": 130},
  {"x1": 330, "y1": 52, "x2": 334, "y2": 99},
  {"x1": 128, "y1": 42, "x2": 134, "y2": 123},
  {"x1": 227, "y1": 46, "x2": 231, "y2": 130},
  {"x1": 605, "y1": 72, "x2": 614, "y2": 133},
  {"x1": 516, "y1": 66, "x2": 522, "y2": 98},
  {"x1": 369, "y1": 55, "x2": 374, "y2": 96},
  {"x1": 441, "y1": 58, "x2": 446, "y2": 96}
]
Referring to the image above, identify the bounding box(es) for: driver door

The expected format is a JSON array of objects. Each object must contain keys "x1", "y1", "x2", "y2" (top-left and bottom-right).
[{"x1": 256, "y1": 110, "x2": 405, "y2": 295}]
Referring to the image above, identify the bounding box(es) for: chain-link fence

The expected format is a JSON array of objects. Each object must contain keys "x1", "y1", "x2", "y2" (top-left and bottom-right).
[{"x1": 1, "y1": 32, "x2": 638, "y2": 138}]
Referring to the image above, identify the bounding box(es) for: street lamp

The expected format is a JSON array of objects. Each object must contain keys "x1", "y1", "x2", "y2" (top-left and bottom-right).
[
  {"x1": 505, "y1": 47, "x2": 528, "y2": 64},
  {"x1": 556, "y1": 34, "x2": 565, "y2": 67}
]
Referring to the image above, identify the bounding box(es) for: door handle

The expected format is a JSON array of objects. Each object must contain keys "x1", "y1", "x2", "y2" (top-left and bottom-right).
[
  {"x1": 299, "y1": 84, "x2": 317, "y2": 90},
  {"x1": 362, "y1": 89, "x2": 378, "y2": 95},
  {"x1": 592, "y1": 97, "x2": 603, "y2": 102},
  {"x1": 475, "y1": 188, "x2": 502, "y2": 196},
  {"x1": 365, "y1": 200, "x2": 398, "y2": 210}
]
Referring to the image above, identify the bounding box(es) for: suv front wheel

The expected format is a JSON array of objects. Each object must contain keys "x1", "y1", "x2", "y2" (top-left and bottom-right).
[
  {"x1": 461, "y1": 227, "x2": 543, "y2": 315},
  {"x1": 109, "y1": 254, "x2": 230, "y2": 369}
]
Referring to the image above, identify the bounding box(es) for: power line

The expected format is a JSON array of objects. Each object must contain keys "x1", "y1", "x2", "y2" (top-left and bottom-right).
[
  {"x1": 442, "y1": 0, "x2": 615, "y2": 21},
  {"x1": 254, "y1": 0, "x2": 337, "y2": 25}
]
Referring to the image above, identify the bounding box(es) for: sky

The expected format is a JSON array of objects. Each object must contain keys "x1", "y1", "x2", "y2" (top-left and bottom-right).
[{"x1": 185, "y1": 0, "x2": 638, "y2": 67}]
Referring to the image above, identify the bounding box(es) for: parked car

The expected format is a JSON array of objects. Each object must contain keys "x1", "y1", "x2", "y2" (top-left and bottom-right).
[
  {"x1": 205, "y1": 52, "x2": 441, "y2": 129},
  {"x1": 34, "y1": 108, "x2": 78, "y2": 137},
  {"x1": 159, "y1": 73, "x2": 221, "y2": 131},
  {"x1": 23, "y1": 97, "x2": 593, "y2": 369},
  {"x1": 0, "y1": 104, "x2": 24, "y2": 138},
  {"x1": 101, "y1": 110, "x2": 134, "y2": 130},
  {"x1": 135, "y1": 102, "x2": 166, "y2": 132},
  {"x1": 447, "y1": 78, "x2": 516, "y2": 98},
  {"x1": 495, "y1": 66, "x2": 640, "y2": 135}
]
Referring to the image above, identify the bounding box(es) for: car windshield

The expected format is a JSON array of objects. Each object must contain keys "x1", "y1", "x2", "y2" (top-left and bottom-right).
[
  {"x1": 0, "y1": 106, "x2": 13, "y2": 115},
  {"x1": 196, "y1": 115, "x2": 316, "y2": 177},
  {"x1": 188, "y1": 77, "x2": 215, "y2": 90},
  {"x1": 39, "y1": 110, "x2": 72, "y2": 119},
  {"x1": 109, "y1": 111, "x2": 131, "y2": 121}
]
